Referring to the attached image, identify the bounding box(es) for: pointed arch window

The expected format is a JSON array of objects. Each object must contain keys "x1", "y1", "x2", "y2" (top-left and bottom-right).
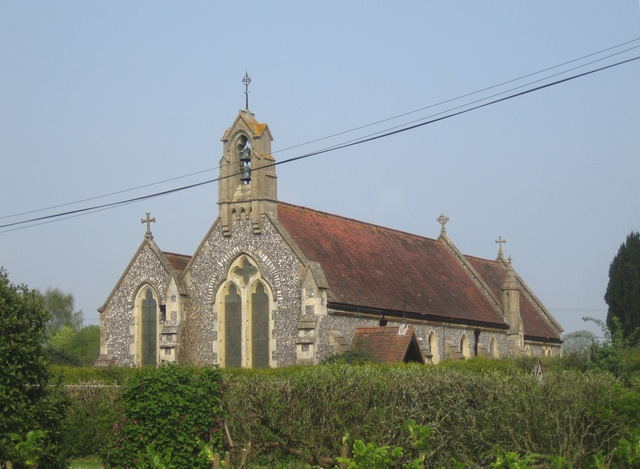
[
  {"x1": 141, "y1": 289, "x2": 157, "y2": 365},
  {"x1": 460, "y1": 334, "x2": 470, "y2": 359},
  {"x1": 224, "y1": 284, "x2": 242, "y2": 368},
  {"x1": 428, "y1": 331, "x2": 439, "y2": 364},
  {"x1": 218, "y1": 255, "x2": 273, "y2": 368},
  {"x1": 489, "y1": 337, "x2": 498, "y2": 358},
  {"x1": 251, "y1": 282, "x2": 270, "y2": 368},
  {"x1": 135, "y1": 286, "x2": 160, "y2": 366},
  {"x1": 238, "y1": 136, "x2": 252, "y2": 184}
]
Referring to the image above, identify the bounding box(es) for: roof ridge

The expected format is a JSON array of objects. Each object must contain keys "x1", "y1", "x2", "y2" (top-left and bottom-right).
[
  {"x1": 161, "y1": 251, "x2": 192, "y2": 258},
  {"x1": 279, "y1": 201, "x2": 502, "y2": 265},
  {"x1": 464, "y1": 254, "x2": 500, "y2": 264},
  {"x1": 278, "y1": 201, "x2": 442, "y2": 242}
]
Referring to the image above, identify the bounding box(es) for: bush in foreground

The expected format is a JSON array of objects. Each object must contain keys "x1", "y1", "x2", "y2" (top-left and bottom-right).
[{"x1": 101, "y1": 364, "x2": 225, "y2": 469}]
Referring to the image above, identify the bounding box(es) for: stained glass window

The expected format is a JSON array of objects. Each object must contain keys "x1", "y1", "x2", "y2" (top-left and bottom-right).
[
  {"x1": 142, "y1": 289, "x2": 157, "y2": 366},
  {"x1": 225, "y1": 284, "x2": 242, "y2": 368},
  {"x1": 252, "y1": 282, "x2": 269, "y2": 368}
]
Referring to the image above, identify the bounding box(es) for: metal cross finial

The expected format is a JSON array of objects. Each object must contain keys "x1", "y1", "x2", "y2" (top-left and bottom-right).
[
  {"x1": 141, "y1": 212, "x2": 156, "y2": 239},
  {"x1": 242, "y1": 71, "x2": 251, "y2": 110},
  {"x1": 495, "y1": 236, "x2": 507, "y2": 257},
  {"x1": 436, "y1": 213, "x2": 449, "y2": 233}
]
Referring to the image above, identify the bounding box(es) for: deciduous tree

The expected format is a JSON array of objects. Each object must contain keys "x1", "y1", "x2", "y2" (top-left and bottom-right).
[{"x1": 36, "y1": 287, "x2": 83, "y2": 337}]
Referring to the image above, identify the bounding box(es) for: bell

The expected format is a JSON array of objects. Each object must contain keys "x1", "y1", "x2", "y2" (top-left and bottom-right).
[
  {"x1": 240, "y1": 147, "x2": 251, "y2": 163},
  {"x1": 240, "y1": 165, "x2": 251, "y2": 183}
]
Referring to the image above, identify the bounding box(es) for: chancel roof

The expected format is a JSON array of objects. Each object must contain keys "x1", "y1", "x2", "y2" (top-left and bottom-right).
[
  {"x1": 277, "y1": 203, "x2": 507, "y2": 328},
  {"x1": 162, "y1": 251, "x2": 191, "y2": 273},
  {"x1": 466, "y1": 256, "x2": 562, "y2": 341}
]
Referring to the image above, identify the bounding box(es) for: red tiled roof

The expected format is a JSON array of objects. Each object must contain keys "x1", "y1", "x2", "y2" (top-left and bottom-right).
[
  {"x1": 277, "y1": 203, "x2": 506, "y2": 327},
  {"x1": 162, "y1": 251, "x2": 191, "y2": 273},
  {"x1": 466, "y1": 256, "x2": 561, "y2": 341},
  {"x1": 352, "y1": 326, "x2": 422, "y2": 363}
]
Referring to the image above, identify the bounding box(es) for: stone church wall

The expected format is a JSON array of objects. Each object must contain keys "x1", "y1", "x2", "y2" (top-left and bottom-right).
[
  {"x1": 101, "y1": 245, "x2": 172, "y2": 366},
  {"x1": 321, "y1": 312, "x2": 514, "y2": 363},
  {"x1": 180, "y1": 216, "x2": 304, "y2": 366}
]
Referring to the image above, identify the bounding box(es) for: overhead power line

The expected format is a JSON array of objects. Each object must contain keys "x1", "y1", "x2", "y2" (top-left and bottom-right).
[
  {"x1": 1, "y1": 52, "x2": 639, "y2": 233},
  {"x1": 2, "y1": 37, "x2": 639, "y2": 224}
]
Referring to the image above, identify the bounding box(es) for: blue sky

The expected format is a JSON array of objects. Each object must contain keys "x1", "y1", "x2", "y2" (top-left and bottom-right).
[{"x1": 1, "y1": 2, "x2": 639, "y2": 337}]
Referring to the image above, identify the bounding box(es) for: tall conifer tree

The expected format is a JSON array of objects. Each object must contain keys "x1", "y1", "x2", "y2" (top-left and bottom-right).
[{"x1": 605, "y1": 231, "x2": 640, "y2": 342}]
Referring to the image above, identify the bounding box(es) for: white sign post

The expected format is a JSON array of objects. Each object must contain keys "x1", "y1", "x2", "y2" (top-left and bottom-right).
[{"x1": 535, "y1": 359, "x2": 544, "y2": 383}]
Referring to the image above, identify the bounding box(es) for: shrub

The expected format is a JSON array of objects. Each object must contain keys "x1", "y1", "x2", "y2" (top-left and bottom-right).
[
  {"x1": 0, "y1": 268, "x2": 69, "y2": 469},
  {"x1": 101, "y1": 364, "x2": 225, "y2": 469},
  {"x1": 222, "y1": 364, "x2": 631, "y2": 468},
  {"x1": 62, "y1": 380, "x2": 123, "y2": 459}
]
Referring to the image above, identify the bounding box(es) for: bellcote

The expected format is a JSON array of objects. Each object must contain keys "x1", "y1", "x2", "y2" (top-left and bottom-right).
[{"x1": 218, "y1": 110, "x2": 278, "y2": 236}]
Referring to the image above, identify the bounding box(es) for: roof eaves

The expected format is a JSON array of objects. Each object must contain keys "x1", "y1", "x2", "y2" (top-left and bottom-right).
[{"x1": 329, "y1": 302, "x2": 509, "y2": 330}]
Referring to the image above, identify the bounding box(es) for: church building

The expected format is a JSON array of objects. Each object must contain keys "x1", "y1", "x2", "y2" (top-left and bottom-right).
[{"x1": 96, "y1": 108, "x2": 563, "y2": 368}]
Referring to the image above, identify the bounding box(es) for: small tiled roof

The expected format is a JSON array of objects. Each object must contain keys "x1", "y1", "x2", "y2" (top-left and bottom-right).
[
  {"x1": 162, "y1": 251, "x2": 191, "y2": 273},
  {"x1": 467, "y1": 256, "x2": 561, "y2": 341},
  {"x1": 351, "y1": 325, "x2": 422, "y2": 363},
  {"x1": 277, "y1": 203, "x2": 506, "y2": 327},
  {"x1": 221, "y1": 110, "x2": 271, "y2": 139}
]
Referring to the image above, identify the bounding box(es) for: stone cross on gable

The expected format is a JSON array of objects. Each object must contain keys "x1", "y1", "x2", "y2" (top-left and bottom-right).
[
  {"x1": 436, "y1": 213, "x2": 449, "y2": 234},
  {"x1": 141, "y1": 212, "x2": 156, "y2": 239},
  {"x1": 495, "y1": 236, "x2": 507, "y2": 257}
]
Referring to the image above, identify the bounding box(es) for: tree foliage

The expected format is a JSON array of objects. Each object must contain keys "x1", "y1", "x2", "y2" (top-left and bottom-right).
[
  {"x1": 562, "y1": 330, "x2": 597, "y2": 358},
  {"x1": 36, "y1": 287, "x2": 83, "y2": 337},
  {"x1": 102, "y1": 364, "x2": 226, "y2": 469},
  {"x1": 0, "y1": 268, "x2": 68, "y2": 468},
  {"x1": 48, "y1": 325, "x2": 100, "y2": 367},
  {"x1": 605, "y1": 231, "x2": 640, "y2": 343}
]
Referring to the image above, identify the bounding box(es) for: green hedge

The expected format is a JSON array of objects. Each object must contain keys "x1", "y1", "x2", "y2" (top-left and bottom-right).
[
  {"x1": 221, "y1": 364, "x2": 639, "y2": 468},
  {"x1": 61, "y1": 380, "x2": 123, "y2": 460},
  {"x1": 101, "y1": 364, "x2": 225, "y2": 469},
  {"x1": 56, "y1": 362, "x2": 640, "y2": 468},
  {"x1": 51, "y1": 365, "x2": 137, "y2": 385}
]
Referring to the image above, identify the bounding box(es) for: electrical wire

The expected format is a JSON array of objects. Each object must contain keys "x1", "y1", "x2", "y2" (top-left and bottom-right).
[
  {"x1": 1, "y1": 53, "x2": 639, "y2": 233},
  {"x1": 2, "y1": 37, "x2": 639, "y2": 223}
]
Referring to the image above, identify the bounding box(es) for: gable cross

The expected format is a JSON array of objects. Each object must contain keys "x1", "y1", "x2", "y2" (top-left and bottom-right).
[
  {"x1": 436, "y1": 213, "x2": 449, "y2": 234},
  {"x1": 141, "y1": 212, "x2": 156, "y2": 239},
  {"x1": 495, "y1": 236, "x2": 507, "y2": 257}
]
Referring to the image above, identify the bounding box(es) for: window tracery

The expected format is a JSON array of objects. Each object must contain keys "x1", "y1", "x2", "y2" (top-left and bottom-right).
[{"x1": 218, "y1": 255, "x2": 273, "y2": 368}]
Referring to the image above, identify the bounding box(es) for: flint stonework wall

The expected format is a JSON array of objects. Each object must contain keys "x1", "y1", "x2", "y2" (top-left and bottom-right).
[
  {"x1": 102, "y1": 244, "x2": 171, "y2": 366},
  {"x1": 181, "y1": 216, "x2": 304, "y2": 366},
  {"x1": 320, "y1": 312, "x2": 513, "y2": 362}
]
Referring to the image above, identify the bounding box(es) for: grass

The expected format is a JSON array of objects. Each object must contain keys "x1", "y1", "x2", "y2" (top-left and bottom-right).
[{"x1": 69, "y1": 457, "x2": 102, "y2": 469}]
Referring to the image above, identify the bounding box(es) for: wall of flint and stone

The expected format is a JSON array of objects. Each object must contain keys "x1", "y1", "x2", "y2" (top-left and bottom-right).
[
  {"x1": 180, "y1": 216, "x2": 304, "y2": 366},
  {"x1": 100, "y1": 218, "x2": 558, "y2": 367},
  {"x1": 320, "y1": 313, "x2": 514, "y2": 362},
  {"x1": 101, "y1": 244, "x2": 172, "y2": 366}
]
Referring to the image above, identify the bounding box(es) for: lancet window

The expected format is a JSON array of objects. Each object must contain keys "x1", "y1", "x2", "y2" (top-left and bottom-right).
[
  {"x1": 460, "y1": 334, "x2": 470, "y2": 358},
  {"x1": 428, "y1": 331, "x2": 439, "y2": 364},
  {"x1": 135, "y1": 286, "x2": 160, "y2": 366},
  {"x1": 238, "y1": 136, "x2": 252, "y2": 184}
]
